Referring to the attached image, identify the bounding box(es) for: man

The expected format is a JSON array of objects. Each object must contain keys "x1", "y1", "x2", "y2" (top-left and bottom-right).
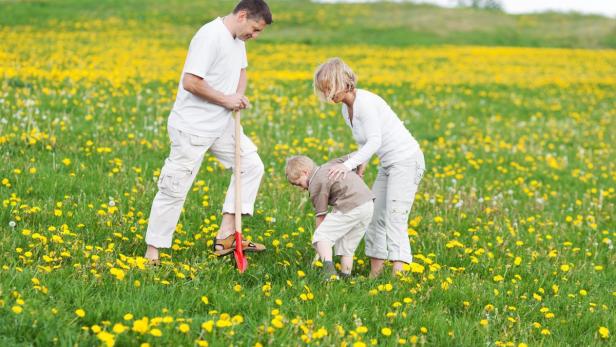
[{"x1": 144, "y1": 0, "x2": 272, "y2": 264}]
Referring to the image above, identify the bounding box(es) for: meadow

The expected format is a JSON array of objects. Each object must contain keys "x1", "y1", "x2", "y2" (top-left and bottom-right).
[{"x1": 0, "y1": 0, "x2": 614, "y2": 346}]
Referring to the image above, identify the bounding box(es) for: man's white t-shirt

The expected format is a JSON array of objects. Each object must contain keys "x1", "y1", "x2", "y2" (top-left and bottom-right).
[
  {"x1": 341, "y1": 89, "x2": 420, "y2": 170},
  {"x1": 168, "y1": 17, "x2": 248, "y2": 136}
]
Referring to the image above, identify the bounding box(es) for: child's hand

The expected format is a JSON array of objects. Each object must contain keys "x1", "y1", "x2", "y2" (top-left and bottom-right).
[
  {"x1": 328, "y1": 163, "x2": 350, "y2": 181},
  {"x1": 357, "y1": 163, "x2": 367, "y2": 178}
]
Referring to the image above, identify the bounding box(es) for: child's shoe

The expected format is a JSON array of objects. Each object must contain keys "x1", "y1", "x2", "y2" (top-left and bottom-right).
[
  {"x1": 322, "y1": 261, "x2": 339, "y2": 281},
  {"x1": 338, "y1": 271, "x2": 352, "y2": 280}
]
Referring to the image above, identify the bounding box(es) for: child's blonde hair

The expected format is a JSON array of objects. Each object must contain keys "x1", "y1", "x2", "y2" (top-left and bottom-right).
[
  {"x1": 313, "y1": 57, "x2": 356, "y2": 102},
  {"x1": 285, "y1": 155, "x2": 316, "y2": 181}
]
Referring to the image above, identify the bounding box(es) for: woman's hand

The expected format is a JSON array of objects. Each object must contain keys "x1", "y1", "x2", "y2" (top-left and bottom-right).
[
  {"x1": 328, "y1": 163, "x2": 350, "y2": 181},
  {"x1": 357, "y1": 163, "x2": 367, "y2": 178}
]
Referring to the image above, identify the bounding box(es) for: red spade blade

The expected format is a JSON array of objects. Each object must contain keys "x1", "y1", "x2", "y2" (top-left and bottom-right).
[{"x1": 233, "y1": 231, "x2": 247, "y2": 272}]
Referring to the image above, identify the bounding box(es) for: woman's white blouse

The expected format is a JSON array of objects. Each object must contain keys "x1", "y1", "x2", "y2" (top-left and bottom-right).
[{"x1": 341, "y1": 89, "x2": 420, "y2": 170}]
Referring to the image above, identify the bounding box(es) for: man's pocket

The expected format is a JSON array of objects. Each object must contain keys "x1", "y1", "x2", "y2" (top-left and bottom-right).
[
  {"x1": 157, "y1": 161, "x2": 193, "y2": 198},
  {"x1": 189, "y1": 134, "x2": 216, "y2": 147}
]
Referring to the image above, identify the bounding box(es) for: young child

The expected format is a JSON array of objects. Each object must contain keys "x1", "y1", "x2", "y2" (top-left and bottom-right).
[
  {"x1": 313, "y1": 57, "x2": 426, "y2": 277},
  {"x1": 286, "y1": 155, "x2": 374, "y2": 280}
]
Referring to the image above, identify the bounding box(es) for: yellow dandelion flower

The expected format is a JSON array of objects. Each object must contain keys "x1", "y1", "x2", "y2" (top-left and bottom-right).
[
  {"x1": 201, "y1": 320, "x2": 214, "y2": 333},
  {"x1": 150, "y1": 328, "x2": 162, "y2": 337},
  {"x1": 514, "y1": 256, "x2": 522, "y2": 266},
  {"x1": 271, "y1": 318, "x2": 284, "y2": 329},
  {"x1": 179, "y1": 323, "x2": 190, "y2": 333},
  {"x1": 409, "y1": 262, "x2": 425, "y2": 273},
  {"x1": 112, "y1": 323, "x2": 127, "y2": 334},
  {"x1": 216, "y1": 319, "x2": 232, "y2": 328},
  {"x1": 96, "y1": 331, "x2": 115, "y2": 347},
  {"x1": 232, "y1": 315, "x2": 244, "y2": 325},
  {"x1": 132, "y1": 318, "x2": 149, "y2": 334}
]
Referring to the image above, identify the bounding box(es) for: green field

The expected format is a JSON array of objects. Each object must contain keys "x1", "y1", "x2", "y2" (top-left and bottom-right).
[{"x1": 1, "y1": 0, "x2": 614, "y2": 346}]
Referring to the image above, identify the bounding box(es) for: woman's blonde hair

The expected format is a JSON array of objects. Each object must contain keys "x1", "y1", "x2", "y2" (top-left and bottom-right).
[{"x1": 313, "y1": 57, "x2": 356, "y2": 102}]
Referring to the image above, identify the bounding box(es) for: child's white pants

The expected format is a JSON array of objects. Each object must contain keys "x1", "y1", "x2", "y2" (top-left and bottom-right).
[
  {"x1": 145, "y1": 119, "x2": 264, "y2": 248},
  {"x1": 365, "y1": 150, "x2": 425, "y2": 263},
  {"x1": 312, "y1": 201, "x2": 374, "y2": 256}
]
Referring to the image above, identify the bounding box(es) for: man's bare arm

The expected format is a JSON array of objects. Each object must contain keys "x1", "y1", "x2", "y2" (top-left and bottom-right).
[
  {"x1": 236, "y1": 68, "x2": 247, "y2": 95},
  {"x1": 182, "y1": 73, "x2": 248, "y2": 110},
  {"x1": 234, "y1": 69, "x2": 250, "y2": 108}
]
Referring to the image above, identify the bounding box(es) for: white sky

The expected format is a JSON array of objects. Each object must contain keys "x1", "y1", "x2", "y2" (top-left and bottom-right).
[{"x1": 313, "y1": 0, "x2": 616, "y2": 17}]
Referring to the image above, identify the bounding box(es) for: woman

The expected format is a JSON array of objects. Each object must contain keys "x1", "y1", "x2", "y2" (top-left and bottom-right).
[{"x1": 313, "y1": 57, "x2": 425, "y2": 277}]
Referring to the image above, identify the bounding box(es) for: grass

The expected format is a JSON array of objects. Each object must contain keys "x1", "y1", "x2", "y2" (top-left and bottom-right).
[
  {"x1": 1, "y1": 0, "x2": 615, "y2": 48},
  {"x1": 0, "y1": 0, "x2": 614, "y2": 346}
]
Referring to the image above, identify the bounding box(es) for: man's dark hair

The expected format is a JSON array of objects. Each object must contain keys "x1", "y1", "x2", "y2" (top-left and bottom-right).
[{"x1": 233, "y1": 0, "x2": 273, "y2": 24}]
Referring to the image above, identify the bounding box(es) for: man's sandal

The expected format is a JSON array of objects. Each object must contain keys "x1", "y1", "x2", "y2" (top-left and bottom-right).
[{"x1": 213, "y1": 234, "x2": 266, "y2": 257}]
